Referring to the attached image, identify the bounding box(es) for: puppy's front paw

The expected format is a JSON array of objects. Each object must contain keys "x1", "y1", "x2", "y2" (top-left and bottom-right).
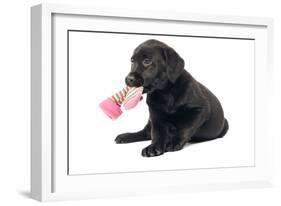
[
  {"x1": 141, "y1": 144, "x2": 164, "y2": 157},
  {"x1": 115, "y1": 133, "x2": 132, "y2": 144},
  {"x1": 165, "y1": 141, "x2": 184, "y2": 152}
]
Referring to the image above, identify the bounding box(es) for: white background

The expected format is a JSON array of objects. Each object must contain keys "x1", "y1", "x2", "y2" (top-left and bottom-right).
[
  {"x1": 68, "y1": 31, "x2": 254, "y2": 174},
  {"x1": 0, "y1": 0, "x2": 280, "y2": 205}
]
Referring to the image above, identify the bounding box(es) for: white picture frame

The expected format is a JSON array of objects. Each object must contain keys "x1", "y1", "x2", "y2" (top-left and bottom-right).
[{"x1": 31, "y1": 3, "x2": 274, "y2": 202}]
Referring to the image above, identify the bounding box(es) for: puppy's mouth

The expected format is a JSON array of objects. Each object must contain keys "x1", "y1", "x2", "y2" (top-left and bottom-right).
[{"x1": 125, "y1": 77, "x2": 168, "y2": 93}]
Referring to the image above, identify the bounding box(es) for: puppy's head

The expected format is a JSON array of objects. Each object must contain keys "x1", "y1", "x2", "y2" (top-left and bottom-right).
[{"x1": 125, "y1": 39, "x2": 185, "y2": 92}]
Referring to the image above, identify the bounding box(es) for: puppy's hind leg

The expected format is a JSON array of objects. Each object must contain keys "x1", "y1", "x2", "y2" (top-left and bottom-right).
[
  {"x1": 190, "y1": 118, "x2": 229, "y2": 143},
  {"x1": 115, "y1": 121, "x2": 151, "y2": 144}
]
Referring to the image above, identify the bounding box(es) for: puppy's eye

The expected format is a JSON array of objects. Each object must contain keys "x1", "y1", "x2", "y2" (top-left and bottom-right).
[
  {"x1": 142, "y1": 58, "x2": 152, "y2": 67},
  {"x1": 131, "y1": 58, "x2": 134, "y2": 63}
]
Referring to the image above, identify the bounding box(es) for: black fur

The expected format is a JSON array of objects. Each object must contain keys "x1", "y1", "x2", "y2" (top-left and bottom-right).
[{"x1": 115, "y1": 39, "x2": 228, "y2": 157}]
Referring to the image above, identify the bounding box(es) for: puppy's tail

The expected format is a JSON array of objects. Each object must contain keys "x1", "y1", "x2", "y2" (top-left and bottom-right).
[{"x1": 217, "y1": 118, "x2": 229, "y2": 139}]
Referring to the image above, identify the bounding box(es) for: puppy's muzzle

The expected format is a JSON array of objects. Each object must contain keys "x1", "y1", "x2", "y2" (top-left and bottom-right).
[{"x1": 125, "y1": 74, "x2": 143, "y2": 87}]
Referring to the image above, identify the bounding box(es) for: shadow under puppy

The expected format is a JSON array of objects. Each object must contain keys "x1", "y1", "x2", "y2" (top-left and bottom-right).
[{"x1": 115, "y1": 39, "x2": 229, "y2": 157}]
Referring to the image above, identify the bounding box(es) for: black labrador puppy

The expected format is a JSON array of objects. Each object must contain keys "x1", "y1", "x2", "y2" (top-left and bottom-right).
[{"x1": 115, "y1": 39, "x2": 229, "y2": 157}]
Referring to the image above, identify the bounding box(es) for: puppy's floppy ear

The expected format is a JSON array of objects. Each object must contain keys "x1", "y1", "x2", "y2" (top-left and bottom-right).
[{"x1": 163, "y1": 47, "x2": 185, "y2": 83}]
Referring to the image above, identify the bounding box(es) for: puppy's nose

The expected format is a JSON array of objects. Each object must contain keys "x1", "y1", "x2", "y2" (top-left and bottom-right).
[{"x1": 126, "y1": 75, "x2": 136, "y2": 84}]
